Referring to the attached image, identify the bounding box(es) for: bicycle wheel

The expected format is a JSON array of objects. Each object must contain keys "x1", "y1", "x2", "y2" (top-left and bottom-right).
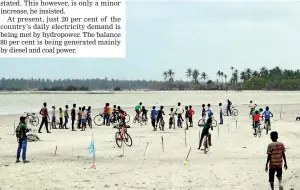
[
  {"x1": 88, "y1": 118, "x2": 93, "y2": 128},
  {"x1": 93, "y1": 114, "x2": 104, "y2": 126},
  {"x1": 160, "y1": 119, "x2": 165, "y2": 128},
  {"x1": 203, "y1": 138, "x2": 209, "y2": 154},
  {"x1": 258, "y1": 125, "x2": 261, "y2": 138},
  {"x1": 124, "y1": 132, "x2": 133, "y2": 147},
  {"x1": 198, "y1": 119, "x2": 205, "y2": 127},
  {"x1": 125, "y1": 114, "x2": 130, "y2": 123},
  {"x1": 211, "y1": 119, "x2": 217, "y2": 127},
  {"x1": 115, "y1": 131, "x2": 123, "y2": 148},
  {"x1": 32, "y1": 116, "x2": 39, "y2": 126},
  {"x1": 232, "y1": 109, "x2": 238, "y2": 116}
]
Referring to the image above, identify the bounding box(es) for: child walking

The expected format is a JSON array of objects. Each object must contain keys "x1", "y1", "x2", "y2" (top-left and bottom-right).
[
  {"x1": 63, "y1": 105, "x2": 69, "y2": 129},
  {"x1": 156, "y1": 106, "x2": 165, "y2": 131},
  {"x1": 169, "y1": 108, "x2": 175, "y2": 129},
  {"x1": 219, "y1": 103, "x2": 223, "y2": 125},
  {"x1": 265, "y1": 131, "x2": 287, "y2": 190},
  {"x1": 77, "y1": 107, "x2": 82, "y2": 129},
  {"x1": 187, "y1": 105, "x2": 195, "y2": 129},
  {"x1": 59, "y1": 108, "x2": 63, "y2": 129},
  {"x1": 151, "y1": 106, "x2": 157, "y2": 131},
  {"x1": 201, "y1": 104, "x2": 206, "y2": 121},
  {"x1": 184, "y1": 106, "x2": 189, "y2": 129}
]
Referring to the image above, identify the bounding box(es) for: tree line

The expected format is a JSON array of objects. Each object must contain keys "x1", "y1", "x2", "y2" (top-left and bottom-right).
[{"x1": 1, "y1": 66, "x2": 300, "y2": 91}]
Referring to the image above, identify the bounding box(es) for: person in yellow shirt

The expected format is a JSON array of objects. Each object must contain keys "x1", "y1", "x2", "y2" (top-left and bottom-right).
[
  {"x1": 59, "y1": 108, "x2": 64, "y2": 129},
  {"x1": 107, "y1": 105, "x2": 112, "y2": 126}
]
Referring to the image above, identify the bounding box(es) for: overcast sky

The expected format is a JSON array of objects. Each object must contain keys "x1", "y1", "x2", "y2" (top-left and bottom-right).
[{"x1": 1, "y1": 1, "x2": 300, "y2": 80}]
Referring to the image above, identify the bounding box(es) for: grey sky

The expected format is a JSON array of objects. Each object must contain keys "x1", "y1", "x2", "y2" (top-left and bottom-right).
[{"x1": 1, "y1": 1, "x2": 300, "y2": 80}]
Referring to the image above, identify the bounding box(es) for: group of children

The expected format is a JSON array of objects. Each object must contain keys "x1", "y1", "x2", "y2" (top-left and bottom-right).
[
  {"x1": 49, "y1": 104, "x2": 92, "y2": 131},
  {"x1": 249, "y1": 101, "x2": 274, "y2": 136},
  {"x1": 148, "y1": 103, "x2": 196, "y2": 131}
]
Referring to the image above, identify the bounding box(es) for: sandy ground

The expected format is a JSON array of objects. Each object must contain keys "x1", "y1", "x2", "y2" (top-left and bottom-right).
[{"x1": 0, "y1": 104, "x2": 300, "y2": 190}]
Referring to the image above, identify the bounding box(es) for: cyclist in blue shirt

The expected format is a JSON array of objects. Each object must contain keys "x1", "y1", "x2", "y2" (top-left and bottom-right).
[{"x1": 262, "y1": 106, "x2": 273, "y2": 129}]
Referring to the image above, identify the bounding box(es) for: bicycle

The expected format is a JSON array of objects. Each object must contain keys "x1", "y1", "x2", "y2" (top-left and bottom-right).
[
  {"x1": 94, "y1": 113, "x2": 130, "y2": 126},
  {"x1": 203, "y1": 135, "x2": 210, "y2": 154},
  {"x1": 264, "y1": 118, "x2": 272, "y2": 135},
  {"x1": 133, "y1": 114, "x2": 142, "y2": 123},
  {"x1": 140, "y1": 115, "x2": 148, "y2": 126},
  {"x1": 223, "y1": 106, "x2": 238, "y2": 116},
  {"x1": 198, "y1": 117, "x2": 217, "y2": 127},
  {"x1": 157, "y1": 117, "x2": 165, "y2": 130},
  {"x1": 24, "y1": 112, "x2": 39, "y2": 126},
  {"x1": 47, "y1": 116, "x2": 59, "y2": 129},
  {"x1": 255, "y1": 122, "x2": 262, "y2": 138},
  {"x1": 115, "y1": 123, "x2": 132, "y2": 148}
]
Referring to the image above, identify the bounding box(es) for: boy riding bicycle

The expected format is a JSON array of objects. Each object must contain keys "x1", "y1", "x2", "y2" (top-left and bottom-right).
[
  {"x1": 135, "y1": 102, "x2": 142, "y2": 120},
  {"x1": 198, "y1": 118, "x2": 213, "y2": 150},
  {"x1": 262, "y1": 106, "x2": 273, "y2": 129}
]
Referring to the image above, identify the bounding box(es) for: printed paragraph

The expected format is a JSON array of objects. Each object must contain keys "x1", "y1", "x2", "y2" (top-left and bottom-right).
[{"x1": 0, "y1": 0, "x2": 125, "y2": 57}]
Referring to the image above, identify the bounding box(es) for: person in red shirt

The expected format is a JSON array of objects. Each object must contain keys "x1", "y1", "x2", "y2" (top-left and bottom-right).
[
  {"x1": 253, "y1": 110, "x2": 260, "y2": 135},
  {"x1": 187, "y1": 105, "x2": 195, "y2": 129},
  {"x1": 38, "y1": 102, "x2": 51, "y2": 133},
  {"x1": 103, "y1": 103, "x2": 109, "y2": 126}
]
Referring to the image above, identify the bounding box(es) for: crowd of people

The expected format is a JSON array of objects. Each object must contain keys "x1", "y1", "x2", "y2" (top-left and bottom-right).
[{"x1": 14, "y1": 99, "x2": 288, "y2": 190}]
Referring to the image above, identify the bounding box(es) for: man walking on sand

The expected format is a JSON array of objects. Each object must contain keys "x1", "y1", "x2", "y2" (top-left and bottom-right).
[
  {"x1": 38, "y1": 102, "x2": 51, "y2": 133},
  {"x1": 71, "y1": 104, "x2": 76, "y2": 131},
  {"x1": 265, "y1": 131, "x2": 287, "y2": 190}
]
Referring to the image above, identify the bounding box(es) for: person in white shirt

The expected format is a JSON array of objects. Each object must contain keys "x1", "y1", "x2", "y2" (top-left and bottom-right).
[
  {"x1": 207, "y1": 104, "x2": 213, "y2": 119},
  {"x1": 249, "y1": 101, "x2": 257, "y2": 115},
  {"x1": 175, "y1": 102, "x2": 184, "y2": 128},
  {"x1": 81, "y1": 106, "x2": 88, "y2": 131},
  {"x1": 219, "y1": 103, "x2": 223, "y2": 124},
  {"x1": 51, "y1": 106, "x2": 56, "y2": 129},
  {"x1": 169, "y1": 108, "x2": 175, "y2": 129}
]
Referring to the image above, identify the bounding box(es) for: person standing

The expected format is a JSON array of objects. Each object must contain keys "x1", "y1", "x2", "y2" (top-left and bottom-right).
[
  {"x1": 81, "y1": 106, "x2": 87, "y2": 131},
  {"x1": 151, "y1": 106, "x2": 157, "y2": 131},
  {"x1": 51, "y1": 106, "x2": 56, "y2": 129},
  {"x1": 63, "y1": 105, "x2": 69, "y2": 129},
  {"x1": 265, "y1": 131, "x2": 288, "y2": 190},
  {"x1": 59, "y1": 108, "x2": 63, "y2": 129},
  {"x1": 175, "y1": 102, "x2": 184, "y2": 128},
  {"x1": 226, "y1": 99, "x2": 232, "y2": 116},
  {"x1": 103, "y1": 103, "x2": 109, "y2": 126},
  {"x1": 187, "y1": 105, "x2": 195, "y2": 129},
  {"x1": 219, "y1": 103, "x2": 223, "y2": 125},
  {"x1": 16, "y1": 116, "x2": 30, "y2": 163},
  {"x1": 38, "y1": 102, "x2": 50, "y2": 133},
  {"x1": 77, "y1": 107, "x2": 82, "y2": 129},
  {"x1": 71, "y1": 104, "x2": 76, "y2": 131}
]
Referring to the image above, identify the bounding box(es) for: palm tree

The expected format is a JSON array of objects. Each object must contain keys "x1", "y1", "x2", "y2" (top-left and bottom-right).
[
  {"x1": 230, "y1": 66, "x2": 235, "y2": 84},
  {"x1": 220, "y1": 72, "x2": 224, "y2": 83},
  {"x1": 167, "y1": 69, "x2": 175, "y2": 81},
  {"x1": 217, "y1": 71, "x2": 221, "y2": 82},
  {"x1": 259, "y1": 66, "x2": 268, "y2": 78},
  {"x1": 186, "y1": 68, "x2": 193, "y2": 81},
  {"x1": 192, "y1": 69, "x2": 200, "y2": 83},
  {"x1": 224, "y1": 74, "x2": 228, "y2": 90},
  {"x1": 240, "y1": 71, "x2": 247, "y2": 82},
  {"x1": 163, "y1": 71, "x2": 168, "y2": 81},
  {"x1": 245, "y1": 68, "x2": 252, "y2": 80},
  {"x1": 201, "y1": 72, "x2": 208, "y2": 83}
]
